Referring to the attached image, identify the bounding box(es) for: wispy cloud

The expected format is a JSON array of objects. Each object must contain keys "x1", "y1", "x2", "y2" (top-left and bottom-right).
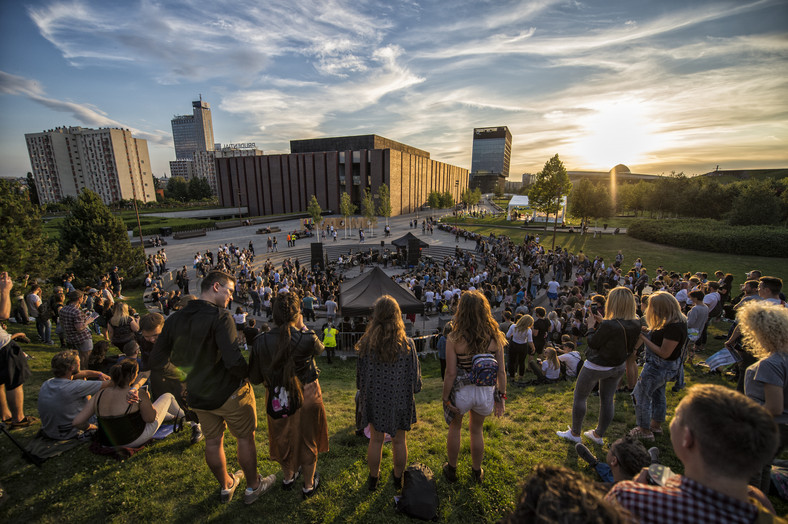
[{"x1": 0, "y1": 70, "x2": 170, "y2": 145}]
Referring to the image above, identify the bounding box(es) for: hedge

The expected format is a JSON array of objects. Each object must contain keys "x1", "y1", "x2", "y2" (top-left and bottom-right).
[{"x1": 626, "y1": 219, "x2": 788, "y2": 258}]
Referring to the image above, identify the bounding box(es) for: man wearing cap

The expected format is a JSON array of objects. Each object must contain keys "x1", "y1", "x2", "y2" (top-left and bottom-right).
[{"x1": 60, "y1": 290, "x2": 97, "y2": 363}]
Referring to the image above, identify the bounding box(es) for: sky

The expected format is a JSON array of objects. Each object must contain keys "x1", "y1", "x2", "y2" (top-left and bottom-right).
[{"x1": 1, "y1": 0, "x2": 786, "y2": 180}]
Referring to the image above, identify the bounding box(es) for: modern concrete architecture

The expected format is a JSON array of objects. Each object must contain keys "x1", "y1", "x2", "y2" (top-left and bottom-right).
[
  {"x1": 171, "y1": 99, "x2": 215, "y2": 160},
  {"x1": 216, "y1": 134, "x2": 468, "y2": 218},
  {"x1": 25, "y1": 126, "x2": 155, "y2": 204},
  {"x1": 470, "y1": 126, "x2": 511, "y2": 194}
]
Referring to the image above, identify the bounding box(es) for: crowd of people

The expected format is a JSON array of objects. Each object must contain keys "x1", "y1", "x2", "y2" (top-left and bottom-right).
[{"x1": 1, "y1": 216, "x2": 787, "y2": 522}]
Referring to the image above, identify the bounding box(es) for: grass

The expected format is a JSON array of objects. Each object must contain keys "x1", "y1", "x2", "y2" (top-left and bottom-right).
[{"x1": 2, "y1": 286, "x2": 786, "y2": 522}]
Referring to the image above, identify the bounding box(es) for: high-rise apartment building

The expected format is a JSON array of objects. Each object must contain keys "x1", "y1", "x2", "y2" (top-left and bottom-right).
[
  {"x1": 171, "y1": 99, "x2": 215, "y2": 160},
  {"x1": 25, "y1": 126, "x2": 155, "y2": 205},
  {"x1": 470, "y1": 126, "x2": 512, "y2": 193}
]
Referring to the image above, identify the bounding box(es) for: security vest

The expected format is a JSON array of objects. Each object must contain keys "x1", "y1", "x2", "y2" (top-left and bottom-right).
[{"x1": 323, "y1": 327, "x2": 338, "y2": 348}]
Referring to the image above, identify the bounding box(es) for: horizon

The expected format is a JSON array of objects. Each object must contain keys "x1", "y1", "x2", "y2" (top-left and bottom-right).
[{"x1": 1, "y1": 0, "x2": 786, "y2": 180}]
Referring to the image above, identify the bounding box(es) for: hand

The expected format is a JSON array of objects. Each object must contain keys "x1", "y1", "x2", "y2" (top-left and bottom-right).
[
  {"x1": 98, "y1": 372, "x2": 111, "y2": 381},
  {"x1": 494, "y1": 398, "x2": 505, "y2": 417},
  {"x1": 126, "y1": 387, "x2": 140, "y2": 404},
  {"x1": 0, "y1": 271, "x2": 12, "y2": 295},
  {"x1": 444, "y1": 400, "x2": 459, "y2": 415},
  {"x1": 634, "y1": 467, "x2": 650, "y2": 484}
]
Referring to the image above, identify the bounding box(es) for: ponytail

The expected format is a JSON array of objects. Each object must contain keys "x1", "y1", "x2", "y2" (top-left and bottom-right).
[{"x1": 270, "y1": 292, "x2": 304, "y2": 410}]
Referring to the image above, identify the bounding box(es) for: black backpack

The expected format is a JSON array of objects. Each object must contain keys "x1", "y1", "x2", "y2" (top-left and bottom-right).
[{"x1": 395, "y1": 463, "x2": 438, "y2": 521}]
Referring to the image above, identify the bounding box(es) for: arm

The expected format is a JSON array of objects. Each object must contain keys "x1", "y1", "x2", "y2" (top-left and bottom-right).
[
  {"x1": 72, "y1": 394, "x2": 98, "y2": 429},
  {"x1": 639, "y1": 334, "x2": 680, "y2": 360},
  {"x1": 763, "y1": 384, "x2": 784, "y2": 417},
  {"x1": 138, "y1": 388, "x2": 157, "y2": 424},
  {"x1": 130, "y1": 318, "x2": 140, "y2": 332},
  {"x1": 441, "y1": 339, "x2": 458, "y2": 413},
  {"x1": 0, "y1": 271, "x2": 12, "y2": 320},
  {"x1": 493, "y1": 340, "x2": 506, "y2": 416},
  {"x1": 73, "y1": 369, "x2": 111, "y2": 383}
]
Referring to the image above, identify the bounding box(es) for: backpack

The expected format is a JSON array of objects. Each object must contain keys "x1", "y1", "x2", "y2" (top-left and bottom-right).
[
  {"x1": 471, "y1": 353, "x2": 498, "y2": 386},
  {"x1": 395, "y1": 463, "x2": 439, "y2": 521},
  {"x1": 266, "y1": 385, "x2": 298, "y2": 419},
  {"x1": 38, "y1": 300, "x2": 52, "y2": 322}
]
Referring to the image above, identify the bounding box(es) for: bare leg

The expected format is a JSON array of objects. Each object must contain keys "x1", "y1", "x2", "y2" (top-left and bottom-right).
[
  {"x1": 469, "y1": 411, "x2": 486, "y2": 470},
  {"x1": 367, "y1": 425, "x2": 386, "y2": 478},
  {"x1": 301, "y1": 461, "x2": 317, "y2": 489},
  {"x1": 0, "y1": 384, "x2": 10, "y2": 420},
  {"x1": 236, "y1": 434, "x2": 259, "y2": 490},
  {"x1": 625, "y1": 352, "x2": 638, "y2": 389},
  {"x1": 5, "y1": 385, "x2": 24, "y2": 423},
  {"x1": 391, "y1": 430, "x2": 408, "y2": 478},
  {"x1": 204, "y1": 434, "x2": 233, "y2": 490},
  {"x1": 447, "y1": 414, "x2": 464, "y2": 468}
]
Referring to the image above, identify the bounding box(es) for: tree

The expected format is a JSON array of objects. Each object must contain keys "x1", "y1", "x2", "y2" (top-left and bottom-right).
[
  {"x1": 427, "y1": 191, "x2": 442, "y2": 210},
  {"x1": 361, "y1": 188, "x2": 377, "y2": 236},
  {"x1": 339, "y1": 192, "x2": 356, "y2": 239},
  {"x1": 727, "y1": 180, "x2": 782, "y2": 226},
  {"x1": 188, "y1": 177, "x2": 213, "y2": 200},
  {"x1": 440, "y1": 191, "x2": 455, "y2": 209},
  {"x1": 528, "y1": 154, "x2": 572, "y2": 248},
  {"x1": 0, "y1": 179, "x2": 62, "y2": 279},
  {"x1": 26, "y1": 172, "x2": 40, "y2": 206},
  {"x1": 377, "y1": 183, "x2": 392, "y2": 226},
  {"x1": 307, "y1": 195, "x2": 324, "y2": 241},
  {"x1": 59, "y1": 189, "x2": 145, "y2": 285},
  {"x1": 461, "y1": 188, "x2": 482, "y2": 208},
  {"x1": 166, "y1": 177, "x2": 189, "y2": 201},
  {"x1": 568, "y1": 178, "x2": 613, "y2": 226}
]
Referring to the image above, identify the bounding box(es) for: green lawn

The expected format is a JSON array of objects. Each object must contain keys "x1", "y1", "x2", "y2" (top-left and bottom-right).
[{"x1": 2, "y1": 289, "x2": 785, "y2": 522}]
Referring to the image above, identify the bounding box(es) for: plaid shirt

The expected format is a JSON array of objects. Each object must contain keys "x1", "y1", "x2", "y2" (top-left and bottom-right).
[
  {"x1": 59, "y1": 304, "x2": 92, "y2": 345},
  {"x1": 606, "y1": 475, "x2": 764, "y2": 524}
]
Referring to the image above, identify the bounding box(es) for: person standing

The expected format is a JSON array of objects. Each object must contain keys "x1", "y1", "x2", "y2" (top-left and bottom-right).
[
  {"x1": 248, "y1": 291, "x2": 328, "y2": 498},
  {"x1": 180, "y1": 267, "x2": 191, "y2": 296},
  {"x1": 110, "y1": 266, "x2": 124, "y2": 300},
  {"x1": 356, "y1": 296, "x2": 422, "y2": 491},
  {"x1": 60, "y1": 290, "x2": 97, "y2": 363},
  {"x1": 323, "y1": 322, "x2": 338, "y2": 363},
  {"x1": 150, "y1": 271, "x2": 274, "y2": 504}
]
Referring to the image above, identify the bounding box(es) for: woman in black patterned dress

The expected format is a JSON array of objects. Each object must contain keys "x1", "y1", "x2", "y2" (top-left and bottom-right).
[{"x1": 356, "y1": 295, "x2": 422, "y2": 491}]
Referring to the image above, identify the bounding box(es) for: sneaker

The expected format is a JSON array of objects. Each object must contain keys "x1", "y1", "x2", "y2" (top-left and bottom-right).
[
  {"x1": 556, "y1": 427, "x2": 581, "y2": 443},
  {"x1": 302, "y1": 472, "x2": 321, "y2": 499},
  {"x1": 471, "y1": 467, "x2": 484, "y2": 484},
  {"x1": 584, "y1": 429, "x2": 604, "y2": 445},
  {"x1": 575, "y1": 443, "x2": 599, "y2": 467},
  {"x1": 244, "y1": 473, "x2": 275, "y2": 505},
  {"x1": 442, "y1": 462, "x2": 458, "y2": 483},
  {"x1": 220, "y1": 470, "x2": 244, "y2": 503},
  {"x1": 282, "y1": 467, "x2": 301, "y2": 491},
  {"x1": 190, "y1": 424, "x2": 204, "y2": 444},
  {"x1": 648, "y1": 447, "x2": 660, "y2": 464}
]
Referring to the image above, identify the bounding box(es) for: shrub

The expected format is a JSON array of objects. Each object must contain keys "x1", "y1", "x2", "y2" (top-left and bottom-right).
[{"x1": 627, "y1": 219, "x2": 788, "y2": 258}]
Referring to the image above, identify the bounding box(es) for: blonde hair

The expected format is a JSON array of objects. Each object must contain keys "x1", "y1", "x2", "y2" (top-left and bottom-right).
[
  {"x1": 603, "y1": 287, "x2": 637, "y2": 320},
  {"x1": 449, "y1": 290, "x2": 506, "y2": 355},
  {"x1": 110, "y1": 302, "x2": 131, "y2": 327},
  {"x1": 737, "y1": 301, "x2": 788, "y2": 358},
  {"x1": 515, "y1": 314, "x2": 534, "y2": 333},
  {"x1": 644, "y1": 291, "x2": 686, "y2": 331},
  {"x1": 544, "y1": 347, "x2": 559, "y2": 371},
  {"x1": 356, "y1": 295, "x2": 408, "y2": 362}
]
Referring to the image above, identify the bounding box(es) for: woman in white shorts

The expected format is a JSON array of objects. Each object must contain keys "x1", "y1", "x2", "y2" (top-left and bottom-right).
[{"x1": 441, "y1": 290, "x2": 506, "y2": 484}]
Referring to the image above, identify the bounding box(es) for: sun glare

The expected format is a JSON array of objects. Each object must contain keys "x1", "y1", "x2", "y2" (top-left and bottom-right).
[{"x1": 570, "y1": 99, "x2": 661, "y2": 170}]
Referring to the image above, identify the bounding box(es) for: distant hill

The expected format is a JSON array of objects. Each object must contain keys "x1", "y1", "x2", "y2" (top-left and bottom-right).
[{"x1": 696, "y1": 169, "x2": 788, "y2": 184}]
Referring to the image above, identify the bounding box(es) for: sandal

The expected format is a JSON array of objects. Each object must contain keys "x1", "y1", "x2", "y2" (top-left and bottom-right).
[
  {"x1": 649, "y1": 426, "x2": 663, "y2": 435},
  {"x1": 628, "y1": 426, "x2": 655, "y2": 441},
  {"x1": 9, "y1": 416, "x2": 38, "y2": 429}
]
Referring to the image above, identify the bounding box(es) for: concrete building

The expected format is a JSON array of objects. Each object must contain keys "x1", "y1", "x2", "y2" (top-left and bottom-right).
[
  {"x1": 25, "y1": 126, "x2": 155, "y2": 204},
  {"x1": 171, "y1": 99, "x2": 215, "y2": 160},
  {"x1": 216, "y1": 134, "x2": 468, "y2": 218},
  {"x1": 192, "y1": 145, "x2": 264, "y2": 194},
  {"x1": 470, "y1": 126, "x2": 511, "y2": 194}
]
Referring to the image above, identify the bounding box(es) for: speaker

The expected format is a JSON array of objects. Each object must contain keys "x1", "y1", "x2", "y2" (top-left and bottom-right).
[
  {"x1": 311, "y1": 243, "x2": 324, "y2": 270},
  {"x1": 407, "y1": 238, "x2": 421, "y2": 266}
]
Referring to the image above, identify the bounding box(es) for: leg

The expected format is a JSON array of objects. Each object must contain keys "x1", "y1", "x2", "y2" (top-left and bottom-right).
[
  {"x1": 595, "y1": 367, "x2": 624, "y2": 437},
  {"x1": 301, "y1": 460, "x2": 317, "y2": 490},
  {"x1": 367, "y1": 425, "x2": 386, "y2": 478},
  {"x1": 468, "y1": 411, "x2": 486, "y2": 470},
  {"x1": 625, "y1": 352, "x2": 638, "y2": 389},
  {"x1": 204, "y1": 434, "x2": 234, "y2": 490},
  {"x1": 4, "y1": 384, "x2": 24, "y2": 423},
  {"x1": 0, "y1": 384, "x2": 10, "y2": 420},
  {"x1": 570, "y1": 367, "x2": 599, "y2": 436},
  {"x1": 633, "y1": 363, "x2": 659, "y2": 430},
  {"x1": 391, "y1": 430, "x2": 408, "y2": 479},
  {"x1": 446, "y1": 413, "x2": 464, "y2": 468},
  {"x1": 236, "y1": 434, "x2": 260, "y2": 490}
]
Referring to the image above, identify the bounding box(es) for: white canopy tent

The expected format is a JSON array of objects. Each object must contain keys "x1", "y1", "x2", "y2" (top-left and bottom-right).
[{"x1": 506, "y1": 195, "x2": 530, "y2": 220}]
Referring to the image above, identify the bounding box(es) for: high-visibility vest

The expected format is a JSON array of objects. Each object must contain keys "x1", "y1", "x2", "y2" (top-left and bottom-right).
[{"x1": 323, "y1": 327, "x2": 337, "y2": 347}]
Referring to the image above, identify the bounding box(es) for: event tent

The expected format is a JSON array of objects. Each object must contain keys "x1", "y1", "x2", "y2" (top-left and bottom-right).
[
  {"x1": 390, "y1": 232, "x2": 430, "y2": 248},
  {"x1": 339, "y1": 266, "x2": 424, "y2": 316}
]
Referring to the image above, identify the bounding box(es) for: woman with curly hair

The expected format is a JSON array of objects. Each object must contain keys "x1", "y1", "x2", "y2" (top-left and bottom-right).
[
  {"x1": 442, "y1": 290, "x2": 506, "y2": 484},
  {"x1": 248, "y1": 291, "x2": 328, "y2": 498},
  {"x1": 356, "y1": 295, "x2": 422, "y2": 491},
  {"x1": 741, "y1": 300, "x2": 788, "y2": 491}
]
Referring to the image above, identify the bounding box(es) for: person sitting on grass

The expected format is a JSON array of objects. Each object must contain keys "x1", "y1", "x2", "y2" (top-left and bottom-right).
[
  {"x1": 557, "y1": 341, "x2": 583, "y2": 380},
  {"x1": 87, "y1": 341, "x2": 119, "y2": 375},
  {"x1": 575, "y1": 435, "x2": 651, "y2": 487},
  {"x1": 606, "y1": 384, "x2": 783, "y2": 523}
]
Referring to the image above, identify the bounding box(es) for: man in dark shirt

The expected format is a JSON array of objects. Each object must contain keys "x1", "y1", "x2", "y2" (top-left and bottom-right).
[{"x1": 150, "y1": 271, "x2": 274, "y2": 504}]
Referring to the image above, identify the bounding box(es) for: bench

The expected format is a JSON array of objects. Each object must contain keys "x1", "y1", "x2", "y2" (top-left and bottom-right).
[
  {"x1": 256, "y1": 226, "x2": 282, "y2": 234},
  {"x1": 173, "y1": 229, "x2": 207, "y2": 240}
]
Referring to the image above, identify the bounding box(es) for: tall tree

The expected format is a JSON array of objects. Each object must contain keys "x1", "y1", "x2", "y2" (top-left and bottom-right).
[
  {"x1": 307, "y1": 195, "x2": 324, "y2": 241},
  {"x1": 440, "y1": 191, "x2": 455, "y2": 209},
  {"x1": 166, "y1": 177, "x2": 189, "y2": 201},
  {"x1": 377, "y1": 183, "x2": 392, "y2": 226},
  {"x1": 568, "y1": 178, "x2": 613, "y2": 226},
  {"x1": 427, "y1": 191, "x2": 442, "y2": 210},
  {"x1": 188, "y1": 177, "x2": 213, "y2": 200},
  {"x1": 339, "y1": 192, "x2": 356, "y2": 239},
  {"x1": 528, "y1": 154, "x2": 572, "y2": 248},
  {"x1": 361, "y1": 188, "x2": 377, "y2": 236},
  {"x1": 59, "y1": 189, "x2": 145, "y2": 285},
  {"x1": 0, "y1": 179, "x2": 62, "y2": 279}
]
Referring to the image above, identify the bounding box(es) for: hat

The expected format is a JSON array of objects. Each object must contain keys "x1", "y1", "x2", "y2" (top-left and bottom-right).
[{"x1": 88, "y1": 288, "x2": 98, "y2": 294}]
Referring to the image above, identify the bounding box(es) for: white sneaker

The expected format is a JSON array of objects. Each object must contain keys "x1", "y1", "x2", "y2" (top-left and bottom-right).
[
  {"x1": 556, "y1": 427, "x2": 581, "y2": 443},
  {"x1": 584, "y1": 429, "x2": 604, "y2": 445}
]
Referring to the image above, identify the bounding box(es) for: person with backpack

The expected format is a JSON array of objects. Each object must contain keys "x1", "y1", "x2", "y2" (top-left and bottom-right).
[
  {"x1": 441, "y1": 290, "x2": 507, "y2": 484},
  {"x1": 355, "y1": 296, "x2": 422, "y2": 491},
  {"x1": 248, "y1": 291, "x2": 327, "y2": 498}
]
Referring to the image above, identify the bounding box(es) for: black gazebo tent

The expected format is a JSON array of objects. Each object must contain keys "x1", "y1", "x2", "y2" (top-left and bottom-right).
[{"x1": 339, "y1": 266, "x2": 424, "y2": 316}]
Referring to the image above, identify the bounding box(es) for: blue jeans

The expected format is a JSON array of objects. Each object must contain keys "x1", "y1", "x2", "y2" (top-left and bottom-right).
[
  {"x1": 36, "y1": 317, "x2": 52, "y2": 343},
  {"x1": 633, "y1": 352, "x2": 681, "y2": 428}
]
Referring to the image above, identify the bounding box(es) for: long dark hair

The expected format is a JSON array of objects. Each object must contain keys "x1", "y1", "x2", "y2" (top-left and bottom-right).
[{"x1": 270, "y1": 292, "x2": 304, "y2": 410}]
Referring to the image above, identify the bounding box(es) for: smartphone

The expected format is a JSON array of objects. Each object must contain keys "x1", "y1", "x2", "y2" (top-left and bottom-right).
[
  {"x1": 646, "y1": 464, "x2": 676, "y2": 486},
  {"x1": 591, "y1": 304, "x2": 598, "y2": 315}
]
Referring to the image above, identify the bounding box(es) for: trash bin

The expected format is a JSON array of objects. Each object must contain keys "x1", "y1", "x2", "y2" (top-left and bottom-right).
[{"x1": 159, "y1": 227, "x2": 172, "y2": 237}]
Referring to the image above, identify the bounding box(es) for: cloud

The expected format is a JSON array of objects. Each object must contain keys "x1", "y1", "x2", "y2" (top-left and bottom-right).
[{"x1": 0, "y1": 70, "x2": 170, "y2": 145}]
